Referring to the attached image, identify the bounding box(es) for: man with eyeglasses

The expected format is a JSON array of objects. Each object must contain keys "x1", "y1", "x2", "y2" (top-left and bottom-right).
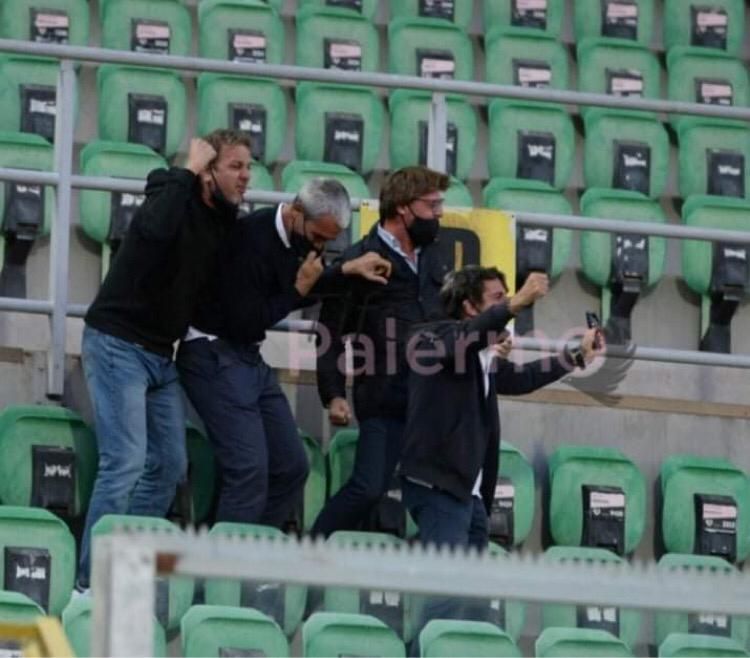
[{"x1": 312, "y1": 165, "x2": 451, "y2": 538}]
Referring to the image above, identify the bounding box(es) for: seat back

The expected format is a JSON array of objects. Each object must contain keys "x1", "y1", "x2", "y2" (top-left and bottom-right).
[
  {"x1": 100, "y1": 0, "x2": 191, "y2": 55},
  {"x1": 0, "y1": 0, "x2": 89, "y2": 45},
  {"x1": 303, "y1": 612, "x2": 407, "y2": 657},
  {"x1": 663, "y1": 0, "x2": 745, "y2": 55},
  {"x1": 575, "y1": 0, "x2": 654, "y2": 44}
]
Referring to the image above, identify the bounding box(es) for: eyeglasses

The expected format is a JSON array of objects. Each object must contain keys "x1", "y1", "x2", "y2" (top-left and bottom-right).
[{"x1": 412, "y1": 196, "x2": 445, "y2": 212}]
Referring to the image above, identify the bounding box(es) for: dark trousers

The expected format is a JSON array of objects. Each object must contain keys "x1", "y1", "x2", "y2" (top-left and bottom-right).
[
  {"x1": 402, "y1": 478, "x2": 490, "y2": 648},
  {"x1": 312, "y1": 416, "x2": 405, "y2": 537},
  {"x1": 176, "y1": 338, "x2": 309, "y2": 526}
]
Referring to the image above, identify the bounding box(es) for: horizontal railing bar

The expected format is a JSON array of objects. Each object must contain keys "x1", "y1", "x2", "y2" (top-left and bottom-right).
[
  {"x1": 2, "y1": 301, "x2": 749, "y2": 369},
  {"x1": 2, "y1": 166, "x2": 750, "y2": 243},
  {"x1": 1, "y1": 39, "x2": 750, "y2": 120}
]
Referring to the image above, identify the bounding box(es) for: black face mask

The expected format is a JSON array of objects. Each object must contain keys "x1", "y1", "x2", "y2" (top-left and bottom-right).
[
  {"x1": 210, "y1": 169, "x2": 240, "y2": 218},
  {"x1": 290, "y1": 216, "x2": 324, "y2": 263},
  {"x1": 404, "y1": 208, "x2": 440, "y2": 247}
]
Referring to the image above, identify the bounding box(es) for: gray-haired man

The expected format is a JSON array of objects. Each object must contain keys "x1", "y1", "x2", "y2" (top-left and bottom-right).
[{"x1": 177, "y1": 179, "x2": 391, "y2": 525}]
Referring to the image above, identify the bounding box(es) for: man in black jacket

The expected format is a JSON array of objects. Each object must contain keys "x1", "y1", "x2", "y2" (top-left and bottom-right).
[
  {"x1": 177, "y1": 179, "x2": 392, "y2": 527},
  {"x1": 78, "y1": 130, "x2": 251, "y2": 588},
  {"x1": 401, "y1": 265, "x2": 599, "y2": 632},
  {"x1": 312, "y1": 166, "x2": 451, "y2": 537}
]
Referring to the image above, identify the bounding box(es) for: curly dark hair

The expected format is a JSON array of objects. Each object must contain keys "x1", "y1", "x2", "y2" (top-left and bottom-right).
[{"x1": 379, "y1": 165, "x2": 450, "y2": 221}]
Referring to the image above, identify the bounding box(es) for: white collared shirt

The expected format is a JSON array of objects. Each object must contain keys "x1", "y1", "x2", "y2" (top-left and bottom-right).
[
  {"x1": 377, "y1": 224, "x2": 420, "y2": 274},
  {"x1": 471, "y1": 346, "x2": 497, "y2": 498}
]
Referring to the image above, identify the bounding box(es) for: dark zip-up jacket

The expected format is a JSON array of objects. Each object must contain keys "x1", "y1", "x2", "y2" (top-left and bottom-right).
[
  {"x1": 401, "y1": 303, "x2": 573, "y2": 513},
  {"x1": 85, "y1": 168, "x2": 236, "y2": 357},
  {"x1": 316, "y1": 222, "x2": 450, "y2": 421}
]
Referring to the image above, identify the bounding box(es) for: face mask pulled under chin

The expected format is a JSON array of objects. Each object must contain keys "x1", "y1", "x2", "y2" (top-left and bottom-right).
[
  {"x1": 405, "y1": 211, "x2": 440, "y2": 247},
  {"x1": 209, "y1": 170, "x2": 240, "y2": 217},
  {"x1": 290, "y1": 222, "x2": 324, "y2": 263}
]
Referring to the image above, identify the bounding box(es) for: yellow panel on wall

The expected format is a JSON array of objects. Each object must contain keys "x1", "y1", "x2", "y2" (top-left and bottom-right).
[{"x1": 358, "y1": 201, "x2": 517, "y2": 292}]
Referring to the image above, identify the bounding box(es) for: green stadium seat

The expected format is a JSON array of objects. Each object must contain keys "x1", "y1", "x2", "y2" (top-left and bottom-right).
[
  {"x1": 576, "y1": 39, "x2": 667, "y2": 197},
  {"x1": 487, "y1": 100, "x2": 575, "y2": 189},
  {"x1": 0, "y1": 506, "x2": 75, "y2": 615},
  {"x1": 80, "y1": 140, "x2": 167, "y2": 278},
  {"x1": 62, "y1": 597, "x2": 167, "y2": 657},
  {"x1": 548, "y1": 445, "x2": 646, "y2": 555},
  {"x1": 0, "y1": 132, "x2": 54, "y2": 298},
  {"x1": 483, "y1": 0, "x2": 564, "y2": 37},
  {"x1": 542, "y1": 547, "x2": 640, "y2": 648},
  {"x1": 91, "y1": 515, "x2": 194, "y2": 634},
  {"x1": 666, "y1": 47, "x2": 749, "y2": 132},
  {"x1": 198, "y1": 0, "x2": 284, "y2": 64},
  {"x1": 663, "y1": 0, "x2": 745, "y2": 55},
  {"x1": 577, "y1": 37, "x2": 661, "y2": 101},
  {"x1": 0, "y1": 591, "x2": 43, "y2": 624},
  {"x1": 0, "y1": 56, "x2": 73, "y2": 143},
  {"x1": 182, "y1": 605, "x2": 289, "y2": 657},
  {"x1": 282, "y1": 160, "x2": 369, "y2": 249},
  {"x1": 0, "y1": 0, "x2": 89, "y2": 45},
  {"x1": 483, "y1": 178, "x2": 572, "y2": 282},
  {"x1": 655, "y1": 554, "x2": 749, "y2": 648},
  {"x1": 325, "y1": 429, "x2": 359, "y2": 499},
  {"x1": 204, "y1": 523, "x2": 306, "y2": 637},
  {"x1": 484, "y1": 543, "x2": 527, "y2": 641},
  {"x1": 659, "y1": 634, "x2": 749, "y2": 657},
  {"x1": 583, "y1": 109, "x2": 669, "y2": 198},
  {"x1": 97, "y1": 65, "x2": 187, "y2": 157},
  {"x1": 172, "y1": 423, "x2": 216, "y2": 526},
  {"x1": 660, "y1": 455, "x2": 750, "y2": 563},
  {"x1": 485, "y1": 441, "x2": 535, "y2": 548},
  {"x1": 388, "y1": 17, "x2": 473, "y2": 81},
  {"x1": 484, "y1": 27, "x2": 570, "y2": 89},
  {"x1": 419, "y1": 619, "x2": 522, "y2": 657},
  {"x1": 294, "y1": 82, "x2": 385, "y2": 175},
  {"x1": 444, "y1": 178, "x2": 473, "y2": 208},
  {"x1": 300, "y1": 431, "x2": 326, "y2": 532},
  {"x1": 327, "y1": 433, "x2": 417, "y2": 539},
  {"x1": 0, "y1": 405, "x2": 97, "y2": 518},
  {"x1": 580, "y1": 189, "x2": 666, "y2": 341},
  {"x1": 100, "y1": 0, "x2": 191, "y2": 56},
  {"x1": 299, "y1": 0, "x2": 378, "y2": 21},
  {"x1": 390, "y1": 0, "x2": 473, "y2": 29},
  {"x1": 680, "y1": 195, "x2": 750, "y2": 352},
  {"x1": 303, "y1": 612, "x2": 407, "y2": 657},
  {"x1": 325, "y1": 532, "x2": 409, "y2": 637},
  {"x1": 574, "y1": 0, "x2": 654, "y2": 44},
  {"x1": 296, "y1": 6, "x2": 379, "y2": 72},
  {"x1": 536, "y1": 627, "x2": 634, "y2": 657},
  {"x1": 388, "y1": 90, "x2": 478, "y2": 181},
  {"x1": 677, "y1": 119, "x2": 750, "y2": 200},
  {"x1": 196, "y1": 74, "x2": 287, "y2": 166}
]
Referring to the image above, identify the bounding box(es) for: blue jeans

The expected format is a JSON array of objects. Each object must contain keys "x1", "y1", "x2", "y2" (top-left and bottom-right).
[
  {"x1": 176, "y1": 338, "x2": 309, "y2": 526},
  {"x1": 78, "y1": 325, "x2": 187, "y2": 584},
  {"x1": 312, "y1": 416, "x2": 405, "y2": 537},
  {"x1": 403, "y1": 479, "x2": 490, "y2": 645}
]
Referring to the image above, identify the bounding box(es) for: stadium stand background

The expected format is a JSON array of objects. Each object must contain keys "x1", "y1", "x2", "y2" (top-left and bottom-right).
[{"x1": 0, "y1": 0, "x2": 750, "y2": 654}]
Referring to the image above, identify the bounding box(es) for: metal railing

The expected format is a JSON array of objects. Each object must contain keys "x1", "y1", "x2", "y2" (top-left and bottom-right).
[
  {"x1": 1, "y1": 39, "x2": 749, "y2": 395},
  {"x1": 91, "y1": 530, "x2": 750, "y2": 656}
]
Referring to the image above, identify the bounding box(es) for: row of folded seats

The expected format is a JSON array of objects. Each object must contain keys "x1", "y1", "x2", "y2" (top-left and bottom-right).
[
  {"x1": 3, "y1": 128, "x2": 748, "y2": 349},
  {"x1": 0, "y1": 513, "x2": 748, "y2": 657},
  {"x1": 1, "y1": 0, "x2": 747, "y2": 61}
]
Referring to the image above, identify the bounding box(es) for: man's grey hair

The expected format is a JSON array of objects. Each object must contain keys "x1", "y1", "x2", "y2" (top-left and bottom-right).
[{"x1": 295, "y1": 178, "x2": 352, "y2": 229}]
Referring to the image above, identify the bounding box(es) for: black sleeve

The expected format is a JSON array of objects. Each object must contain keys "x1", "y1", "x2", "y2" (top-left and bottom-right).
[
  {"x1": 441, "y1": 302, "x2": 516, "y2": 361},
  {"x1": 494, "y1": 354, "x2": 573, "y2": 395},
  {"x1": 132, "y1": 168, "x2": 197, "y2": 241},
  {"x1": 218, "y1": 226, "x2": 305, "y2": 343},
  {"x1": 315, "y1": 290, "x2": 353, "y2": 407}
]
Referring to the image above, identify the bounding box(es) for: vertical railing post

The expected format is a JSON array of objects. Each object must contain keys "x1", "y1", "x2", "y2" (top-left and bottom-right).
[
  {"x1": 91, "y1": 535, "x2": 155, "y2": 657},
  {"x1": 427, "y1": 92, "x2": 448, "y2": 173},
  {"x1": 48, "y1": 58, "x2": 76, "y2": 397}
]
